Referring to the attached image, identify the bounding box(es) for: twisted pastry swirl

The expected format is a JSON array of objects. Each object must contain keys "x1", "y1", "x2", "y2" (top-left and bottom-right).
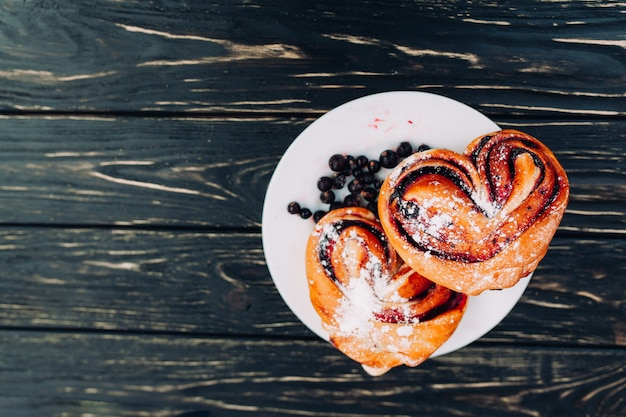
[
  {"x1": 378, "y1": 129, "x2": 569, "y2": 295},
  {"x1": 306, "y1": 207, "x2": 467, "y2": 375}
]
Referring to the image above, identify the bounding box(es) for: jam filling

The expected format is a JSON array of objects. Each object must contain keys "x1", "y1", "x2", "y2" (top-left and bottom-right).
[
  {"x1": 373, "y1": 291, "x2": 467, "y2": 324},
  {"x1": 317, "y1": 219, "x2": 393, "y2": 284}
]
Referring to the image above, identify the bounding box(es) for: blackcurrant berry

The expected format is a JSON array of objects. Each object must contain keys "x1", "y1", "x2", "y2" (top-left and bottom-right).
[
  {"x1": 368, "y1": 160, "x2": 381, "y2": 173},
  {"x1": 351, "y1": 167, "x2": 363, "y2": 178},
  {"x1": 287, "y1": 201, "x2": 301, "y2": 215},
  {"x1": 348, "y1": 178, "x2": 364, "y2": 194},
  {"x1": 329, "y1": 154, "x2": 349, "y2": 172},
  {"x1": 333, "y1": 173, "x2": 347, "y2": 189},
  {"x1": 320, "y1": 190, "x2": 335, "y2": 204},
  {"x1": 380, "y1": 150, "x2": 399, "y2": 168},
  {"x1": 361, "y1": 187, "x2": 377, "y2": 202},
  {"x1": 300, "y1": 208, "x2": 312, "y2": 219},
  {"x1": 329, "y1": 202, "x2": 344, "y2": 211},
  {"x1": 355, "y1": 155, "x2": 369, "y2": 168},
  {"x1": 367, "y1": 201, "x2": 379, "y2": 216},
  {"x1": 313, "y1": 210, "x2": 327, "y2": 222},
  {"x1": 361, "y1": 172, "x2": 375, "y2": 184},
  {"x1": 344, "y1": 194, "x2": 360, "y2": 207},
  {"x1": 397, "y1": 141, "x2": 413, "y2": 157},
  {"x1": 317, "y1": 176, "x2": 333, "y2": 192}
]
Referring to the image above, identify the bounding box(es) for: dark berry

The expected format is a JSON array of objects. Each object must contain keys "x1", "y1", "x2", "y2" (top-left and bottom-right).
[
  {"x1": 368, "y1": 160, "x2": 381, "y2": 173},
  {"x1": 329, "y1": 202, "x2": 344, "y2": 211},
  {"x1": 380, "y1": 150, "x2": 399, "y2": 168},
  {"x1": 351, "y1": 167, "x2": 363, "y2": 178},
  {"x1": 416, "y1": 144, "x2": 431, "y2": 152},
  {"x1": 397, "y1": 141, "x2": 413, "y2": 157},
  {"x1": 355, "y1": 155, "x2": 369, "y2": 168},
  {"x1": 367, "y1": 201, "x2": 379, "y2": 216},
  {"x1": 320, "y1": 190, "x2": 335, "y2": 204},
  {"x1": 346, "y1": 154, "x2": 356, "y2": 168},
  {"x1": 333, "y1": 173, "x2": 347, "y2": 189},
  {"x1": 329, "y1": 154, "x2": 349, "y2": 172},
  {"x1": 361, "y1": 172, "x2": 375, "y2": 184},
  {"x1": 373, "y1": 178, "x2": 384, "y2": 190},
  {"x1": 361, "y1": 187, "x2": 378, "y2": 202},
  {"x1": 313, "y1": 210, "x2": 327, "y2": 223},
  {"x1": 287, "y1": 201, "x2": 301, "y2": 215},
  {"x1": 300, "y1": 208, "x2": 312, "y2": 219},
  {"x1": 348, "y1": 178, "x2": 364, "y2": 194},
  {"x1": 344, "y1": 194, "x2": 360, "y2": 207},
  {"x1": 317, "y1": 176, "x2": 333, "y2": 192}
]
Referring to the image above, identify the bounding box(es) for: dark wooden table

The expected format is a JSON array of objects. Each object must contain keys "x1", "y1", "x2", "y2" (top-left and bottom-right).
[{"x1": 1, "y1": 1, "x2": 624, "y2": 416}]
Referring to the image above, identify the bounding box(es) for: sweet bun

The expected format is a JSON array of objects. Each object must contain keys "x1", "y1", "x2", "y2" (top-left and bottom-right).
[
  {"x1": 306, "y1": 207, "x2": 468, "y2": 375},
  {"x1": 378, "y1": 129, "x2": 569, "y2": 295}
]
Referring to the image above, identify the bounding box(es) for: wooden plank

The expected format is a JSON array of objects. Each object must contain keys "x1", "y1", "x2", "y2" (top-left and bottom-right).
[
  {"x1": 0, "y1": 116, "x2": 624, "y2": 232},
  {"x1": 0, "y1": 228, "x2": 304, "y2": 336},
  {"x1": 0, "y1": 1, "x2": 624, "y2": 116},
  {"x1": 0, "y1": 115, "x2": 303, "y2": 228},
  {"x1": 0, "y1": 228, "x2": 623, "y2": 348},
  {"x1": 0, "y1": 330, "x2": 623, "y2": 416}
]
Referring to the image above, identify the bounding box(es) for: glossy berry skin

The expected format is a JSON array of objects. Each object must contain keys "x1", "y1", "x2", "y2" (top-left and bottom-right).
[
  {"x1": 329, "y1": 202, "x2": 344, "y2": 211},
  {"x1": 355, "y1": 155, "x2": 369, "y2": 168},
  {"x1": 343, "y1": 194, "x2": 360, "y2": 207},
  {"x1": 313, "y1": 210, "x2": 327, "y2": 222},
  {"x1": 348, "y1": 178, "x2": 364, "y2": 194},
  {"x1": 361, "y1": 187, "x2": 377, "y2": 202},
  {"x1": 287, "y1": 201, "x2": 301, "y2": 215},
  {"x1": 367, "y1": 201, "x2": 379, "y2": 216},
  {"x1": 320, "y1": 190, "x2": 335, "y2": 204},
  {"x1": 397, "y1": 141, "x2": 413, "y2": 157},
  {"x1": 300, "y1": 208, "x2": 312, "y2": 219},
  {"x1": 317, "y1": 176, "x2": 333, "y2": 192},
  {"x1": 379, "y1": 150, "x2": 399, "y2": 168},
  {"x1": 328, "y1": 154, "x2": 349, "y2": 172},
  {"x1": 361, "y1": 172, "x2": 375, "y2": 184},
  {"x1": 333, "y1": 174, "x2": 347, "y2": 189},
  {"x1": 367, "y1": 160, "x2": 381, "y2": 173},
  {"x1": 351, "y1": 167, "x2": 363, "y2": 178}
]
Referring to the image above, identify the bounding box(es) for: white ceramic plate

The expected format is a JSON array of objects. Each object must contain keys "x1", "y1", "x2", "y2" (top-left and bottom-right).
[{"x1": 262, "y1": 91, "x2": 530, "y2": 358}]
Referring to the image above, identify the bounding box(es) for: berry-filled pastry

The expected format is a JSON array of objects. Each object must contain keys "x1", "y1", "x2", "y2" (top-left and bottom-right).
[
  {"x1": 378, "y1": 129, "x2": 569, "y2": 295},
  {"x1": 306, "y1": 207, "x2": 468, "y2": 375}
]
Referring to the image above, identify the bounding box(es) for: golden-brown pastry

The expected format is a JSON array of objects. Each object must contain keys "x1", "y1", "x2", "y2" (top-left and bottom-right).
[
  {"x1": 378, "y1": 129, "x2": 569, "y2": 295},
  {"x1": 306, "y1": 207, "x2": 468, "y2": 375}
]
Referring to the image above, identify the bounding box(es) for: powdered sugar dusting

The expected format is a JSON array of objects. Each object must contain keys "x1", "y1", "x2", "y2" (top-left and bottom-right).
[
  {"x1": 331, "y1": 230, "x2": 418, "y2": 339},
  {"x1": 396, "y1": 325, "x2": 414, "y2": 337},
  {"x1": 317, "y1": 220, "x2": 393, "y2": 337},
  {"x1": 336, "y1": 278, "x2": 379, "y2": 336},
  {"x1": 471, "y1": 188, "x2": 499, "y2": 218}
]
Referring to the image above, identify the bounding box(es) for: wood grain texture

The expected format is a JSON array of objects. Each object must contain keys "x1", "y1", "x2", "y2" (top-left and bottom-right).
[
  {"x1": 0, "y1": 228, "x2": 302, "y2": 336},
  {"x1": 0, "y1": 1, "x2": 624, "y2": 416},
  {"x1": 0, "y1": 116, "x2": 624, "y2": 233},
  {"x1": 0, "y1": 115, "x2": 302, "y2": 228},
  {"x1": 0, "y1": 330, "x2": 623, "y2": 417},
  {"x1": 0, "y1": 0, "x2": 624, "y2": 115},
  {"x1": 0, "y1": 228, "x2": 623, "y2": 348}
]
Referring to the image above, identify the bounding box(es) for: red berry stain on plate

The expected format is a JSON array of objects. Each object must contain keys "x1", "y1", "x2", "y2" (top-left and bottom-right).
[{"x1": 368, "y1": 118, "x2": 384, "y2": 129}]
